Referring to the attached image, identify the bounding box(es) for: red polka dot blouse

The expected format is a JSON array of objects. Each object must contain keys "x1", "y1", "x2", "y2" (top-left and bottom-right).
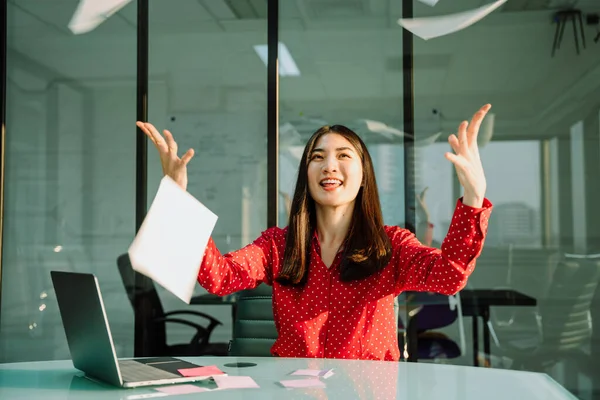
[{"x1": 198, "y1": 198, "x2": 492, "y2": 361}]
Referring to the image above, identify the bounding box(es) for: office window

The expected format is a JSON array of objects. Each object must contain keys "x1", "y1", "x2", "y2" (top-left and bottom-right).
[
  {"x1": 145, "y1": 0, "x2": 268, "y2": 345},
  {"x1": 412, "y1": 0, "x2": 600, "y2": 396},
  {"x1": 0, "y1": 1, "x2": 137, "y2": 361},
  {"x1": 277, "y1": 1, "x2": 406, "y2": 228}
]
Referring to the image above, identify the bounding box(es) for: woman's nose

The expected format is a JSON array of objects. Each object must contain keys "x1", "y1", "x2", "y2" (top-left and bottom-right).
[{"x1": 323, "y1": 156, "x2": 338, "y2": 173}]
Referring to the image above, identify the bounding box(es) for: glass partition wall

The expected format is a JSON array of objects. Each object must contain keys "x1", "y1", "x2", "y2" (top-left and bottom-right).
[{"x1": 2, "y1": 1, "x2": 600, "y2": 399}]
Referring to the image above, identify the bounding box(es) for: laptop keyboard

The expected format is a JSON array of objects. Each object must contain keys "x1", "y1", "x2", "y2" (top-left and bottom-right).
[{"x1": 119, "y1": 360, "x2": 182, "y2": 382}]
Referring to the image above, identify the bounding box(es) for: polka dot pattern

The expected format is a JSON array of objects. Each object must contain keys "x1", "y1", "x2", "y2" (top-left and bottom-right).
[{"x1": 197, "y1": 197, "x2": 493, "y2": 361}]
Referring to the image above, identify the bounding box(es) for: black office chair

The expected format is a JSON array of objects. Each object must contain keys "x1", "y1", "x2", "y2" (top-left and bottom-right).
[
  {"x1": 495, "y1": 254, "x2": 600, "y2": 372},
  {"x1": 117, "y1": 254, "x2": 228, "y2": 356},
  {"x1": 398, "y1": 292, "x2": 466, "y2": 362},
  {"x1": 228, "y1": 283, "x2": 277, "y2": 356}
]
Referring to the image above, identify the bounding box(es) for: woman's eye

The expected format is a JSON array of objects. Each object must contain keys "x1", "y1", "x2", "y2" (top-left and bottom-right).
[{"x1": 311, "y1": 154, "x2": 323, "y2": 160}]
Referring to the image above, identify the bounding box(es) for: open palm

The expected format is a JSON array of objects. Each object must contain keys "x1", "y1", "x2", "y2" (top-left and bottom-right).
[
  {"x1": 445, "y1": 104, "x2": 491, "y2": 208},
  {"x1": 136, "y1": 122, "x2": 195, "y2": 190}
]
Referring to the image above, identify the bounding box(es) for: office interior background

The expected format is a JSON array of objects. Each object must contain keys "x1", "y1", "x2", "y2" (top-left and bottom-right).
[{"x1": 1, "y1": 0, "x2": 600, "y2": 398}]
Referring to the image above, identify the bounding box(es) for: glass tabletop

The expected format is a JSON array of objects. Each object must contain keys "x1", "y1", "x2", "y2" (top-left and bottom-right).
[{"x1": 0, "y1": 356, "x2": 577, "y2": 400}]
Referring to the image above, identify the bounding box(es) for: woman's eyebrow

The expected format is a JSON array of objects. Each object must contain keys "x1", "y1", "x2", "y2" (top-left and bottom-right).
[{"x1": 312, "y1": 146, "x2": 353, "y2": 152}]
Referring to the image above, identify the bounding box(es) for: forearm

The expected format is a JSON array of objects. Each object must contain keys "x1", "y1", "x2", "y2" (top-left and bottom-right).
[
  {"x1": 197, "y1": 237, "x2": 271, "y2": 296},
  {"x1": 395, "y1": 198, "x2": 493, "y2": 295},
  {"x1": 462, "y1": 191, "x2": 485, "y2": 208}
]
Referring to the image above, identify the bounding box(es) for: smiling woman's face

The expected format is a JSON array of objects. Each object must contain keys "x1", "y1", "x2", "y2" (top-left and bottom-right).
[{"x1": 307, "y1": 133, "x2": 363, "y2": 208}]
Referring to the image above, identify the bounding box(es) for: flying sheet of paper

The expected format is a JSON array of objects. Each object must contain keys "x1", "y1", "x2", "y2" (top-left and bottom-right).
[
  {"x1": 418, "y1": 0, "x2": 441, "y2": 6},
  {"x1": 128, "y1": 176, "x2": 218, "y2": 304},
  {"x1": 68, "y1": 0, "x2": 132, "y2": 34},
  {"x1": 398, "y1": 0, "x2": 507, "y2": 40}
]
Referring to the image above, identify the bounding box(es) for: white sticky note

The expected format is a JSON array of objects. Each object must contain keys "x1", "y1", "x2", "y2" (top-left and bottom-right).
[
  {"x1": 291, "y1": 369, "x2": 335, "y2": 379},
  {"x1": 398, "y1": 0, "x2": 507, "y2": 40},
  {"x1": 213, "y1": 376, "x2": 260, "y2": 389},
  {"x1": 280, "y1": 379, "x2": 327, "y2": 389},
  {"x1": 128, "y1": 176, "x2": 218, "y2": 304},
  {"x1": 68, "y1": 0, "x2": 132, "y2": 34}
]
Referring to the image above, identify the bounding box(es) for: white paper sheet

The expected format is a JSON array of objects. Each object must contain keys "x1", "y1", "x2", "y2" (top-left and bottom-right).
[
  {"x1": 213, "y1": 376, "x2": 260, "y2": 389},
  {"x1": 68, "y1": 0, "x2": 132, "y2": 34},
  {"x1": 418, "y1": 0, "x2": 441, "y2": 6},
  {"x1": 280, "y1": 379, "x2": 327, "y2": 389},
  {"x1": 128, "y1": 176, "x2": 218, "y2": 304},
  {"x1": 291, "y1": 368, "x2": 335, "y2": 379},
  {"x1": 397, "y1": 0, "x2": 507, "y2": 40}
]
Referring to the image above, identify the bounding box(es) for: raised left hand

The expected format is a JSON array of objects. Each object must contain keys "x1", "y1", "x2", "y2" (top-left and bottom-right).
[{"x1": 445, "y1": 104, "x2": 491, "y2": 208}]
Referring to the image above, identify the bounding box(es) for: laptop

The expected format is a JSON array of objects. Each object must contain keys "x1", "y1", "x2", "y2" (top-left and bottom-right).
[{"x1": 51, "y1": 270, "x2": 215, "y2": 388}]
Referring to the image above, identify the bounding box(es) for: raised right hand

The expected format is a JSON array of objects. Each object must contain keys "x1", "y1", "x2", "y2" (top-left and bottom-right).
[{"x1": 136, "y1": 121, "x2": 194, "y2": 191}]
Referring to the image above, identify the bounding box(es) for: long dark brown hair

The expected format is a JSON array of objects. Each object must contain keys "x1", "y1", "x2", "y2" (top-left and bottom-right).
[{"x1": 275, "y1": 125, "x2": 392, "y2": 286}]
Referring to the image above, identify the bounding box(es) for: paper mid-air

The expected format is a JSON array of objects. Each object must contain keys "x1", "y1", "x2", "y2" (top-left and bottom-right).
[
  {"x1": 70, "y1": 0, "x2": 505, "y2": 40},
  {"x1": 398, "y1": 0, "x2": 507, "y2": 40},
  {"x1": 128, "y1": 176, "x2": 218, "y2": 304},
  {"x1": 68, "y1": 0, "x2": 132, "y2": 34}
]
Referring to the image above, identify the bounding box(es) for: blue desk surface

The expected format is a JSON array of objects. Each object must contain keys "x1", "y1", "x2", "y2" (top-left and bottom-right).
[{"x1": 0, "y1": 356, "x2": 576, "y2": 399}]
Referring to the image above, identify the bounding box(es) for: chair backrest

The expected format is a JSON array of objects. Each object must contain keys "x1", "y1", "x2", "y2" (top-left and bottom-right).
[
  {"x1": 228, "y1": 284, "x2": 278, "y2": 356},
  {"x1": 116, "y1": 254, "x2": 167, "y2": 355},
  {"x1": 538, "y1": 255, "x2": 600, "y2": 352},
  {"x1": 401, "y1": 292, "x2": 458, "y2": 331},
  {"x1": 397, "y1": 291, "x2": 466, "y2": 357},
  {"x1": 117, "y1": 254, "x2": 164, "y2": 312}
]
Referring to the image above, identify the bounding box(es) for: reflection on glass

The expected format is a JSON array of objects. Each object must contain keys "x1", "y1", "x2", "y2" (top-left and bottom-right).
[
  {"x1": 146, "y1": 0, "x2": 268, "y2": 346},
  {"x1": 278, "y1": 2, "x2": 406, "y2": 228},
  {"x1": 1, "y1": 1, "x2": 136, "y2": 361},
  {"x1": 413, "y1": 0, "x2": 600, "y2": 395}
]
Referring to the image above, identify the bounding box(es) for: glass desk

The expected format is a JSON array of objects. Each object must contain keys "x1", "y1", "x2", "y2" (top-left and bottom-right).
[{"x1": 0, "y1": 356, "x2": 576, "y2": 399}]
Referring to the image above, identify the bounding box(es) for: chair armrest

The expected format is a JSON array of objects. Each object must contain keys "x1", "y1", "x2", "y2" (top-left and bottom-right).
[
  {"x1": 154, "y1": 317, "x2": 211, "y2": 348},
  {"x1": 161, "y1": 311, "x2": 222, "y2": 339},
  {"x1": 154, "y1": 317, "x2": 205, "y2": 332},
  {"x1": 489, "y1": 285, "x2": 540, "y2": 328},
  {"x1": 488, "y1": 311, "x2": 543, "y2": 352},
  {"x1": 164, "y1": 310, "x2": 222, "y2": 326}
]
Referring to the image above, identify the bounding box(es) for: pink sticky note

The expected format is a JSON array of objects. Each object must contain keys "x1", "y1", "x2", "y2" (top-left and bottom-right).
[
  {"x1": 280, "y1": 379, "x2": 327, "y2": 389},
  {"x1": 213, "y1": 375, "x2": 260, "y2": 389},
  {"x1": 155, "y1": 384, "x2": 210, "y2": 394},
  {"x1": 178, "y1": 365, "x2": 225, "y2": 377}
]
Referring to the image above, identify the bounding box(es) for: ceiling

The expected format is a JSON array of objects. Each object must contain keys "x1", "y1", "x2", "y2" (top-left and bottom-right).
[{"x1": 6, "y1": 0, "x2": 600, "y2": 140}]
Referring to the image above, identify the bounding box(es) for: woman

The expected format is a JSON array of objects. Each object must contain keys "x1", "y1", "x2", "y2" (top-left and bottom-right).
[{"x1": 136, "y1": 104, "x2": 493, "y2": 361}]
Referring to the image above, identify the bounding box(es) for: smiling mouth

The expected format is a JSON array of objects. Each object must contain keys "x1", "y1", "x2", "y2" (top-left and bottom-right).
[{"x1": 320, "y1": 178, "x2": 343, "y2": 188}]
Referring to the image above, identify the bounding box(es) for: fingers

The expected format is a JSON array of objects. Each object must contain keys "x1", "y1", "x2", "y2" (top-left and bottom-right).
[
  {"x1": 445, "y1": 151, "x2": 462, "y2": 167},
  {"x1": 457, "y1": 121, "x2": 469, "y2": 151},
  {"x1": 163, "y1": 130, "x2": 178, "y2": 153},
  {"x1": 136, "y1": 121, "x2": 168, "y2": 152},
  {"x1": 136, "y1": 121, "x2": 153, "y2": 141},
  {"x1": 136, "y1": 121, "x2": 155, "y2": 145},
  {"x1": 144, "y1": 123, "x2": 165, "y2": 146},
  {"x1": 467, "y1": 104, "x2": 492, "y2": 147},
  {"x1": 448, "y1": 134, "x2": 460, "y2": 154},
  {"x1": 181, "y1": 148, "x2": 195, "y2": 165}
]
